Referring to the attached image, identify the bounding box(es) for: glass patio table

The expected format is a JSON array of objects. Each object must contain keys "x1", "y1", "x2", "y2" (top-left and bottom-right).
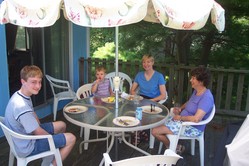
[{"x1": 63, "y1": 96, "x2": 169, "y2": 165}]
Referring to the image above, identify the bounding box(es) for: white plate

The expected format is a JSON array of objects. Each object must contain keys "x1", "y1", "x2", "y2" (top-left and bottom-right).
[
  {"x1": 113, "y1": 116, "x2": 140, "y2": 127},
  {"x1": 124, "y1": 95, "x2": 143, "y2": 101},
  {"x1": 141, "y1": 105, "x2": 162, "y2": 114},
  {"x1": 101, "y1": 97, "x2": 121, "y2": 104},
  {"x1": 64, "y1": 105, "x2": 88, "y2": 114}
]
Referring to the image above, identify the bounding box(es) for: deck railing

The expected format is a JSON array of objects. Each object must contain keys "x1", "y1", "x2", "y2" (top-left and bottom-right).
[{"x1": 79, "y1": 57, "x2": 249, "y2": 118}]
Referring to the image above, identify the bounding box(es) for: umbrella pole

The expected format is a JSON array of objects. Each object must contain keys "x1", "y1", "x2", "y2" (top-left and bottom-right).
[
  {"x1": 114, "y1": 26, "x2": 119, "y2": 115},
  {"x1": 115, "y1": 26, "x2": 119, "y2": 76}
]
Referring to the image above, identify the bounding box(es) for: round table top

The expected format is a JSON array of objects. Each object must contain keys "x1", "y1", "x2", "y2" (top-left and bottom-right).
[{"x1": 63, "y1": 96, "x2": 169, "y2": 132}]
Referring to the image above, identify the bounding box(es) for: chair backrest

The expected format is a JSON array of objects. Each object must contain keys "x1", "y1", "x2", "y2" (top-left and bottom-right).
[
  {"x1": 45, "y1": 74, "x2": 74, "y2": 96},
  {"x1": 105, "y1": 72, "x2": 132, "y2": 93},
  {"x1": 104, "y1": 149, "x2": 182, "y2": 166},
  {"x1": 76, "y1": 83, "x2": 93, "y2": 99},
  {"x1": 0, "y1": 116, "x2": 19, "y2": 157},
  {"x1": 158, "y1": 91, "x2": 169, "y2": 104}
]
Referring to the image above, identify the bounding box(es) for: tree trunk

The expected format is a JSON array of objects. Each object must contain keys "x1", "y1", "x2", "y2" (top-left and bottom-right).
[
  {"x1": 175, "y1": 31, "x2": 192, "y2": 65},
  {"x1": 199, "y1": 30, "x2": 215, "y2": 65}
]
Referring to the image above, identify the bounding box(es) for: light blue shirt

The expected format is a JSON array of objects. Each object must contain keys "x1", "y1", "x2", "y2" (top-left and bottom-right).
[
  {"x1": 4, "y1": 91, "x2": 39, "y2": 157},
  {"x1": 134, "y1": 71, "x2": 166, "y2": 98}
]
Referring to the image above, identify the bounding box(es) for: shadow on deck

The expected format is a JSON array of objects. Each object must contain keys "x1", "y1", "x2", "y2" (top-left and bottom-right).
[{"x1": 0, "y1": 110, "x2": 244, "y2": 166}]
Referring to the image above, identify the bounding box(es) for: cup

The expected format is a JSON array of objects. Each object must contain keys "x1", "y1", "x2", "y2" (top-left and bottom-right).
[
  {"x1": 173, "y1": 103, "x2": 181, "y2": 114},
  {"x1": 136, "y1": 107, "x2": 143, "y2": 120},
  {"x1": 113, "y1": 76, "x2": 120, "y2": 91},
  {"x1": 174, "y1": 102, "x2": 181, "y2": 107},
  {"x1": 134, "y1": 94, "x2": 140, "y2": 105}
]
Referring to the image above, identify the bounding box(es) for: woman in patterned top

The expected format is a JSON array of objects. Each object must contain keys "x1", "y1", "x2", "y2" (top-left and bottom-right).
[{"x1": 152, "y1": 66, "x2": 214, "y2": 154}]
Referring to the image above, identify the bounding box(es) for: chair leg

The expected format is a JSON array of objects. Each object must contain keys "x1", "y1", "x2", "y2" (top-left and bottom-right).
[
  {"x1": 199, "y1": 137, "x2": 204, "y2": 166},
  {"x1": 158, "y1": 142, "x2": 163, "y2": 154},
  {"x1": 53, "y1": 98, "x2": 59, "y2": 121},
  {"x1": 8, "y1": 151, "x2": 15, "y2": 166},
  {"x1": 149, "y1": 129, "x2": 155, "y2": 149},
  {"x1": 84, "y1": 128, "x2": 90, "y2": 150},
  {"x1": 54, "y1": 149, "x2": 63, "y2": 166},
  {"x1": 16, "y1": 158, "x2": 26, "y2": 166},
  {"x1": 191, "y1": 139, "x2": 195, "y2": 155},
  {"x1": 80, "y1": 127, "x2": 84, "y2": 137},
  {"x1": 167, "y1": 135, "x2": 178, "y2": 152}
]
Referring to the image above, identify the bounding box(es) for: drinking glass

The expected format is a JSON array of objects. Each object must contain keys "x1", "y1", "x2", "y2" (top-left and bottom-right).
[{"x1": 134, "y1": 90, "x2": 140, "y2": 105}]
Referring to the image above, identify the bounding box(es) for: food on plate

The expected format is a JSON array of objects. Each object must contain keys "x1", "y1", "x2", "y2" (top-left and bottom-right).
[
  {"x1": 128, "y1": 95, "x2": 134, "y2": 100},
  {"x1": 141, "y1": 105, "x2": 162, "y2": 114},
  {"x1": 122, "y1": 119, "x2": 132, "y2": 123},
  {"x1": 118, "y1": 118, "x2": 133, "y2": 126},
  {"x1": 108, "y1": 96, "x2": 115, "y2": 103},
  {"x1": 68, "y1": 108, "x2": 80, "y2": 112},
  {"x1": 102, "y1": 96, "x2": 121, "y2": 103},
  {"x1": 144, "y1": 109, "x2": 152, "y2": 112}
]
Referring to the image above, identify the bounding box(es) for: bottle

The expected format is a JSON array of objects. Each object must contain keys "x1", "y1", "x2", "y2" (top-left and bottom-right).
[{"x1": 136, "y1": 107, "x2": 143, "y2": 120}]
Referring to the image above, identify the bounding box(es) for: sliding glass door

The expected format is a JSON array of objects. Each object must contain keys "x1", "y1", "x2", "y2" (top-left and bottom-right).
[{"x1": 6, "y1": 16, "x2": 70, "y2": 107}]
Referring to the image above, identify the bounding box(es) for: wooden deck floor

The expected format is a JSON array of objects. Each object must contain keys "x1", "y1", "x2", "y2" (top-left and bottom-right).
[{"x1": 0, "y1": 110, "x2": 244, "y2": 166}]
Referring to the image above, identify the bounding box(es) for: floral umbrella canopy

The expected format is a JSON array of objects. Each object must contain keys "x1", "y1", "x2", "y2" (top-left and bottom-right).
[
  {"x1": 0, "y1": 0, "x2": 225, "y2": 109},
  {"x1": 0, "y1": 0, "x2": 224, "y2": 30}
]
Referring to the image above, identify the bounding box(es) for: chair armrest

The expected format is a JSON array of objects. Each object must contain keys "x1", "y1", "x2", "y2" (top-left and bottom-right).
[
  {"x1": 48, "y1": 76, "x2": 70, "y2": 84},
  {"x1": 49, "y1": 81, "x2": 72, "y2": 90},
  {"x1": 182, "y1": 120, "x2": 208, "y2": 126},
  {"x1": 10, "y1": 131, "x2": 56, "y2": 151},
  {"x1": 182, "y1": 121, "x2": 200, "y2": 126},
  {"x1": 46, "y1": 75, "x2": 72, "y2": 90}
]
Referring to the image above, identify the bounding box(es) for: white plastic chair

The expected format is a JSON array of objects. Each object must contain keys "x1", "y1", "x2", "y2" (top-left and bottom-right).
[
  {"x1": 158, "y1": 91, "x2": 168, "y2": 104},
  {"x1": 45, "y1": 74, "x2": 77, "y2": 121},
  {"x1": 76, "y1": 83, "x2": 93, "y2": 139},
  {"x1": 103, "y1": 149, "x2": 182, "y2": 166},
  {"x1": 158, "y1": 105, "x2": 216, "y2": 166},
  {"x1": 105, "y1": 72, "x2": 132, "y2": 93},
  {"x1": 76, "y1": 83, "x2": 93, "y2": 99},
  {"x1": 0, "y1": 116, "x2": 62, "y2": 166}
]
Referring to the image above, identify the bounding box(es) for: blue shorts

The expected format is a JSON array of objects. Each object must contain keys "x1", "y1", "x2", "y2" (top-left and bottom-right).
[
  {"x1": 29, "y1": 122, "x2": 66, "y2": 156},
  {"x1": 165, "y1": 117, "x2": 202, "y2": 137}
]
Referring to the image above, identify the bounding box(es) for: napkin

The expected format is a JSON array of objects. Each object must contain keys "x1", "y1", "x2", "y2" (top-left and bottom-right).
[{"x1": 121, "y1": 92, "x2": 129, "y2": 99}]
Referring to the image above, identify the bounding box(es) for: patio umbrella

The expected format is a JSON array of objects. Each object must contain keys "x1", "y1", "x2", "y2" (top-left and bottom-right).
[
  {"x1": 0, "y1": 0, "x2": 225, "y2": 111},
  {"x1": 0, "y1": 0, "x2": 225, "y2": 30}
]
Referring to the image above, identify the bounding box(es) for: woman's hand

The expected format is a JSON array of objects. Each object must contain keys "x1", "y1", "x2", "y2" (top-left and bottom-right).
[
  {"x1": 173, "y1": 107, "x2": 181, "y2": 115},
  {"x1": 173, "y1": 115, "x2": 182, "y2": 121}
]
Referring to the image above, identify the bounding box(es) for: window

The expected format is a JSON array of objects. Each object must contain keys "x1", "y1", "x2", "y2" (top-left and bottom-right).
[{"x1": 15, "y1": 27, "x2": 29, "y2": 50}]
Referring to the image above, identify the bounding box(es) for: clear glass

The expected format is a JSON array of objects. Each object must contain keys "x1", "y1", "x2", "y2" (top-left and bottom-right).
[{"x1": 134, "y1": 89, "x2": 140, "y2": 105}]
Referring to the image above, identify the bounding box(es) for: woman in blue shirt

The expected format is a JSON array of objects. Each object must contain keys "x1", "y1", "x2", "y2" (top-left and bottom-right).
[
  {"x1": 130, "y1": 54, "x2": 167, "y2": 102},
  {"x1": 130, "y1": 54, "x2": 167, "y2": 144}
]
